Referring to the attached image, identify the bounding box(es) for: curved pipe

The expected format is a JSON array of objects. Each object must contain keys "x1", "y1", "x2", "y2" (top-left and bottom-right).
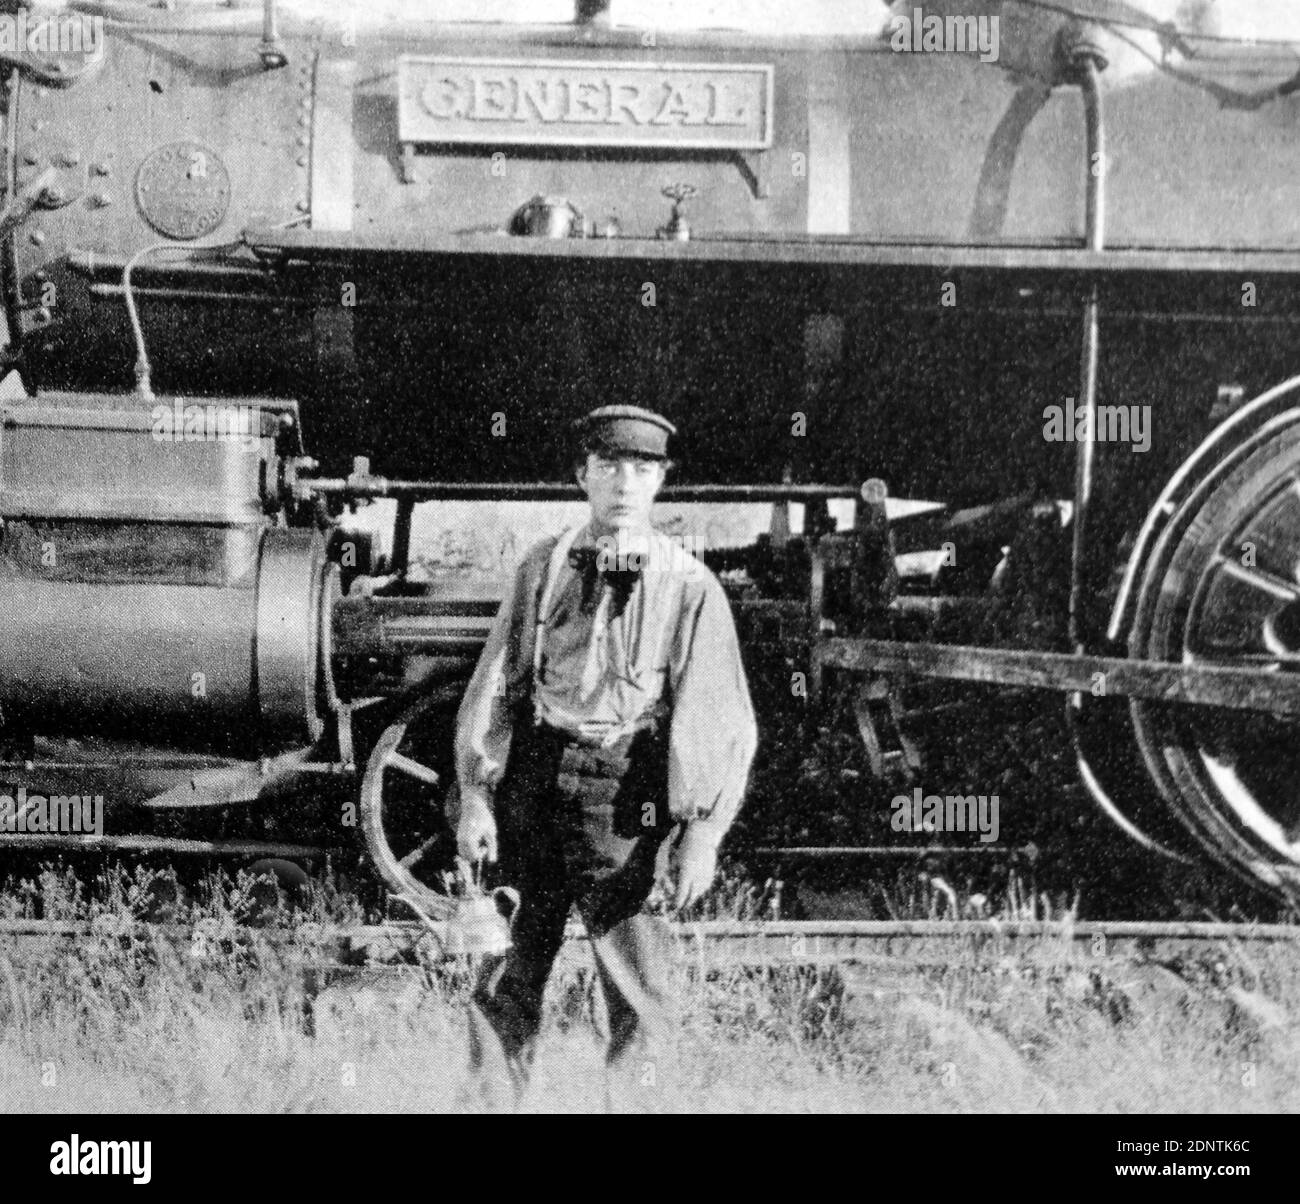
[
  {"x1": 1061, "y1": 43, "x2": 1298, "y2": 873},
  {"x1": 1080, "y1": 63, "x2": 1106, "y2": 256},
  {"x1": 1058, "y1": 39, "x2": 1162, "y2": 854},
  {"x1": 121, "y1": 237, "x2": 248, "y2": 400},
  {"x1": 1067, "y1": 55, "x2": 1105, "y2": 651}
]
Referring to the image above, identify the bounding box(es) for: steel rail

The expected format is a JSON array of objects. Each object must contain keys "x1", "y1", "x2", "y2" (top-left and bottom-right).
[
  {"x1": 750, "y1": 846, "x2": 1030, "y2": 856},
  {"x1": 0, "y1": 834, "x2": 335, "y2": 857},
  {"x1": 1, "y1": 918, "x2": 1295, "y2": 969}
]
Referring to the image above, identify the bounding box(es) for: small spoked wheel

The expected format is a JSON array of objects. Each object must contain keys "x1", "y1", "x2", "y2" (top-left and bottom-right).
[
  {"x1": 359, "y1": 684, "x2": 463, "y2": 919},
  {"x1": 1130, "y1": 421, "x2": 1300, "y2": 894}
]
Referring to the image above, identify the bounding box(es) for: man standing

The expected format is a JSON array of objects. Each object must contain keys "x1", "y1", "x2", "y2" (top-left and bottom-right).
[{"x1": 453, "y1": 404, "x2": 758, "y2": 1102}]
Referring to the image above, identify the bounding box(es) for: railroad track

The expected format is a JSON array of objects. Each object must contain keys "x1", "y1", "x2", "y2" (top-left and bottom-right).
[{"x1": 1, "y1": 918, "x2": 1296, "y2": 972}]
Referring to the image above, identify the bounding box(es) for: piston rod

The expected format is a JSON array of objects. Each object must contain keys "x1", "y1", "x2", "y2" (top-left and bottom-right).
[
  {"x1": 298, "y1": 476, "x2": 875, "y2": 505},
  {"x1": 332, "y1": 595, "x2": 496, "y2": 658}
]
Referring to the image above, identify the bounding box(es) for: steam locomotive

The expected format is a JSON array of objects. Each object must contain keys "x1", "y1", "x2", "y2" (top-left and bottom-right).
[{"x1": 3, "y1": 0, "x2": 1300, "y2": 911}]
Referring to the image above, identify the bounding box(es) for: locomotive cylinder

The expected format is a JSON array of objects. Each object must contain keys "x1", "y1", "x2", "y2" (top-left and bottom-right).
[
  {"x1": 0, "y1": 530, "x2": 332, "y2": 754},
  {"x1": 0, "y1": 393, "x2": 331, "y2": 755},
  {"x1": 0, "y1": 577, "x2": 257, "y2": 740}
]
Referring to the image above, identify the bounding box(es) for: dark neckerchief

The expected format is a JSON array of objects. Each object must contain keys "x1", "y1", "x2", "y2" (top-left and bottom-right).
[{"x1": 568, "y1": 544, "x2": 641, "y2": 617}]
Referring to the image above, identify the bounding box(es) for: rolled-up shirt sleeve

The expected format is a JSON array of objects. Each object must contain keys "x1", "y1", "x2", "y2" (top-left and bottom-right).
[
  {"x1": 666, "y1": 575, "x2": 758, "y2": 848},
  {"x1": 455, "y1": 558, "x2": 536, "y2": 802}
]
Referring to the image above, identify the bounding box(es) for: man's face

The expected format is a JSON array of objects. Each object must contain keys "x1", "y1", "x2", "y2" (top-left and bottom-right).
[{"x1": 577, "y1": 451, "x2": 666, "y2": 535}]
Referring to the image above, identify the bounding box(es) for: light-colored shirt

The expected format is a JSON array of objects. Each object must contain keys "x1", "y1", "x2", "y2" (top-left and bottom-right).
[{"x1": 455, "y1": 523, "x2": 758, "y2": 848}]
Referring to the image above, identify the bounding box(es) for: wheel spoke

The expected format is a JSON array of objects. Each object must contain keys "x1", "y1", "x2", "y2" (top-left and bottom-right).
[
  {"x1": 1187, "y1": 649, "x2": 1300, "y2": 667},
  {"x1": 1130, "y1": 427, "x2": 1300, "y2": 883},
  {"x1": 1215, "y1": 557, "x2": 1300, "y2": 602},
  {"x1": 400, "y1": 832, "x2": 441, "y2": 870},
  {"x1": 387, "y1": 752, "x2": 441, "y2": 788}
]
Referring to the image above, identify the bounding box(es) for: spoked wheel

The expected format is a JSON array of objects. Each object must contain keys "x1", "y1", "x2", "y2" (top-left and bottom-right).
[
  {"x1": 359, "y1": 684, "x2": 464, "y2": 918},
  {"x1": 1129, "y1": 422, "x2": 1300, "y2": 895}
]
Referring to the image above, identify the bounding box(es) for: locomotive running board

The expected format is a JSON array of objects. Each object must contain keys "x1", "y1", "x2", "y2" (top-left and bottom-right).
[
  {"x1": 817, "y1": 639, "x2": 1300, "y2": 716},
  {"x1": 246, "y1": 228, "x2": 1300, "y2": 278}
]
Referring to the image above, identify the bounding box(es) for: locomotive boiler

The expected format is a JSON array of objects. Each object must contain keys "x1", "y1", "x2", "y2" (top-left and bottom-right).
[{"x1": 3, "y1": 0, "x2": 1300, "y2": 912}]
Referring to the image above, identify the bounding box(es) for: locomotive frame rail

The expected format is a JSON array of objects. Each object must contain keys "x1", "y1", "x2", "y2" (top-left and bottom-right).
[{"x1": 818, "y1": 639, "x2": 1300, "y2": 717}]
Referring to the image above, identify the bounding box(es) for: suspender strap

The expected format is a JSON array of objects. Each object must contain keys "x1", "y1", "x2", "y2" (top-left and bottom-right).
[{"x1": 531, "y1": 524, "x2": 586, "y2": 723}]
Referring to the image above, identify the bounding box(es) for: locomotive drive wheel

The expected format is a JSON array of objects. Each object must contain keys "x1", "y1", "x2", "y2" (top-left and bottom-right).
[
  {"x1": 359, "y1": 685, "x2": 464, "y2": 919},
  {"x1": 1130, "y1": 422, "x2": 1300, "y2": 894}
]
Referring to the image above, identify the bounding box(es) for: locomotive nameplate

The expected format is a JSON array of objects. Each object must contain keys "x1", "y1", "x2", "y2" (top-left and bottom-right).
[
  {"x1": 135, "y1": 142, "x2": 230, "y2": 241},
  {"x1": 397, "y1": 56, "x2": 773, "y2": 150}
]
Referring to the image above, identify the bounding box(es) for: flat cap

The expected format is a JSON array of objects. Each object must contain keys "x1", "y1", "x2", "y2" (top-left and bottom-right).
[{"x1": 577, "y1": 405, "x2": 677, "y2": 460}]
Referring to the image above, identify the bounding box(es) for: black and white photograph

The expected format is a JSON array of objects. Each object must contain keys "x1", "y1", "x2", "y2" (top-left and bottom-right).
[{"x1": 0, "y1": 0, "x2": 1293, "y2": 1164}]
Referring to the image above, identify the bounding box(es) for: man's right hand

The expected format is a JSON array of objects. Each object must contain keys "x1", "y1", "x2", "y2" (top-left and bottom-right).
[{"x1": 456, "y1": 790, "x2": 499, "y2": 864}]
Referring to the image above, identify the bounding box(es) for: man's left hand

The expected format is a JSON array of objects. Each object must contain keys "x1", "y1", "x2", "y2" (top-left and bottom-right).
[{"x1": 671, "y1": 826, "x2": 719, "y2": 911}]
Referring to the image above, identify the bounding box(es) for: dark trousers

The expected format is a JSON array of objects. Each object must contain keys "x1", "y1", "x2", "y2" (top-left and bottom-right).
[{"x1": 468, "y1": 720, "x2": 679, "y2": 1098}]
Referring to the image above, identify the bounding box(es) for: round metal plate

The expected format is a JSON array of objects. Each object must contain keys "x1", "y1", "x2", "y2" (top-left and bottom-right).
[{"x1": 135, "y1": 142, "x2": 230, "y2": 240}]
